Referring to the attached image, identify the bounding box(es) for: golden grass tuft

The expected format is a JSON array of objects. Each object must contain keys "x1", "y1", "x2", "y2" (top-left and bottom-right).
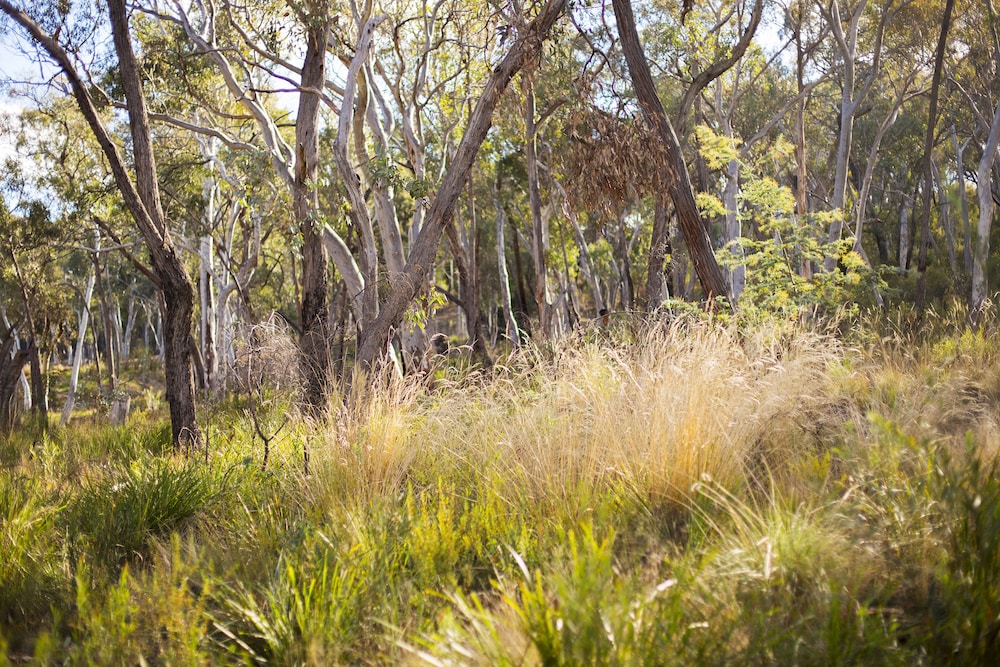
[{"x1": 311, "y1": 319, "x2": 847, "y2": 515}]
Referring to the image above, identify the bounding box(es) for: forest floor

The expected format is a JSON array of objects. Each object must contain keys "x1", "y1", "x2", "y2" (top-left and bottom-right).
[{"x1": 2, "y1": 311, "x2": 1000, "y2": 665}]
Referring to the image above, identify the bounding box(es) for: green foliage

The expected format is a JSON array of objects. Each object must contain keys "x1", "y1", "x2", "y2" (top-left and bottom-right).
[
  {"x1": 930, "y1": 438, "x2": 1000, "y2": 664},
  {"x1": 6, "y1": 322, "x2": 1000, "y2": 663},
  {"x1": 67, "y1": 565, "x2": 142, "y2": 665},
  {"x1": 0, "y1": 474, "x2": 63, "y2": 628},
  {"x1": 67, "y1": 457, "x2": 222, "y2": 569}
]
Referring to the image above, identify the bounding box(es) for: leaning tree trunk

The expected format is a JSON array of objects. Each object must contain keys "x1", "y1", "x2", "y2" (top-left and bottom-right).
[
  {"x1": 0, "y1": 0, "x2": 206, "y2": 446},
  {"x1": 611, "y1": 0, "x2": 729, "y2": 302},
  {"x1": 355, "y1": 0, "x2": 567, "y2": 370}
]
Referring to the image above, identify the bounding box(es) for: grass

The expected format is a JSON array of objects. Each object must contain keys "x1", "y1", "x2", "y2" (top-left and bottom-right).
[{"x1": 3, "y1": 313, "x2": 1000, "y2": 664}]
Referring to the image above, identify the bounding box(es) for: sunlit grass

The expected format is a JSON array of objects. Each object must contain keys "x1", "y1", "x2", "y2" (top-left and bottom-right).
[{"x1": 3, "y1": 313, "x2": 1000, "y2": 663}]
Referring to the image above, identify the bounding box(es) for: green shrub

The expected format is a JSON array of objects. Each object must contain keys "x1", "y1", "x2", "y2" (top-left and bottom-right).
[{"x1": 67, "y1": 458, "x2": 221, "y2": 569}]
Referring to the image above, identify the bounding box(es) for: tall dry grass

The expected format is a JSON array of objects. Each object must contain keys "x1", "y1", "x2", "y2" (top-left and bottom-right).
[{"x1": 307, "y1": 319, "x2": 848, "y2": 517}]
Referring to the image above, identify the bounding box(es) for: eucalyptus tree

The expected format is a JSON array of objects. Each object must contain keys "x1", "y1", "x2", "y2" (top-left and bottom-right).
[
  {"x1": 817, "y1": 0, "x2": 912, "y2": 268},
  {"x1": 0, "y1": 0, "x2": 202, "y2": 447},
  {"x1": 958, "y1": 0, "x2": 1000, "y2": 321},
  {"x1": 355, "y1": 0, "x2": 568, "y2": 368},
  {"x1": 611, "y1": 0, "x2": 729, "y2": 301},
  {"x1": 0, "y1": 198, "x2": 70, "y2": 427}
]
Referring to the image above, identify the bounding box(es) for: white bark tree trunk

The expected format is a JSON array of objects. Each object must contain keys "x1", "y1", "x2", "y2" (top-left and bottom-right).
[
  {"x1": 495, "y1": 197, "x2": 521, "y2": 347},
  {"x1": 199, "y1": 235, "x2": 217, "y2": 394},
  {"x1": 822, "y1": 0, "x2": 893, "y2": 269},
  {"x1": 899, "y1": 192, "x2": 913, "y2": 270},
  {"x1": 0, "y1": 304, "x2": 30, "y2": 412},
  {"x1": 61, "y1": 261, "x2": 98, "y2": 425},
  {"x1": 970, "y1": 97, "x2": 1000, "y2": 320},
  {"x1": 954, "y1": 128, "x2": 974, "y2": 274}
]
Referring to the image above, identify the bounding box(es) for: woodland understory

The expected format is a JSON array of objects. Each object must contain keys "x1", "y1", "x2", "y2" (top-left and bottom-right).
[{"x1": 3, "y1": 0, "x2": 1000, "y2": 662}]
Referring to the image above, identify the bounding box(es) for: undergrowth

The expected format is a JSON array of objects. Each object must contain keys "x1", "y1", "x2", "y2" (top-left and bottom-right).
[{"x1": 2, "y1": 314, "x2": 1000, "y2": 665}]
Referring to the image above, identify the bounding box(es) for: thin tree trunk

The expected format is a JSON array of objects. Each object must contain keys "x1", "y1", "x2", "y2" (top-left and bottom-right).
[
  {"x1": 0, "y1": 304, "x2": 29, "y2": 413},
  {"x1": 495, "y1": 194, "x2": 521, "y2": 347},
  {"x1": 617, "y1": 209, "x2": 635, "y2": 310},
  {"x1": 853, "y1": 79, "x2": 912, "y2": 254},
  {"x1": 823, "y1": 0, "x2": 891, "y2": 270},
  {"x1": 899, "y1": 192, "x2": 914, "y2": 271},
  {"x1": 611, "y1": 0, "x2": 730, "y2": 302},
  {"x1": 0, "y1": 327, "x2": 29, "y2": 434},
  {"x1": 570, "y1": 207, "x2": 606, "y2": 315},
  {"x1": 647, "y1": 193, "x2": 670, "y2": 310},
  {"x1": 199, "y1": 235, "x2": 217, "y2": 394},
  {"x1": 94, "y1": 248, "x2": 118, "y2": 390},
  {"x1": 7, "y1": 243, "x2": 46, "y2": 426},
  {"x1": 794, "y1": 2, "x2": 812, "y2": 281},
  {"x1": 61, "y1": 269, "x2": 97, "y2": 425},
  {"x1": 122, "y1": 289, "x2": 136, "y2": 360},
  {"x1": 718, "y1": 84, "x2": 744, "y2": 300},
  {"x1": 916, "y1": 0, "x2": 956, "y2": 309},
  {"x1": 524, "y1": 79, "x2": 550, "y2": 338},
  {"x1": 970, "y1": 97, "x2": 1000, "y2": 321},
  {"x1": 954, "y1": 127, "x2": 973, "y2": 274},
  {"x1": 935, "y1": 161, "x2": 958, "y2": 276}
]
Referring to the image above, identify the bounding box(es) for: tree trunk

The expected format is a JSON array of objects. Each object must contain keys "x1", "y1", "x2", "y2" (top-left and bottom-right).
[
  {"x1": 611, "y1": 0, "x2": 730, "y2": 302},
  {"x1": 295, "y1": 14, "x2": 332, "y2": 411},
  {"x1": 794, "y1": 2, "x2": 812, "y2": 280},
  {"x1": 122, "y1": 289, "x2": 137, "y2": 360},
  {"x1": 915, "y1": 0, "x2": 956, "y2": 309},
  {"x1": 617, "y1": 210, "x2": 635, "y2": 310},
  {"x1": 199, "y1": 235, "x2": 218, "y2": 394},
  {"x1": 954, "y1": 127, "x2": 973, "y2": 274},
  {"x1": 0, "y1": 305, "x2": 29, "y2": 413},
  {"x1": 647, "y1": 194, "x2": 669, "y2": 308},
  {"x1": 446, "y1": 202, "x2": 491, "y2": 362},
  {"x1": 355, "y1": 0, "x2": 566, "y2": 369},
  {"x1": 0, "y1": 0, "x2": 205, "y2": 440},
  {"x1": 0, "y1": 328, "x2": 29, "y2": 434},
  {"x1": 94, "y1": 248, "x2": 118, "y2": 389},
  {"x1": 717, "y1": 84, "x2": 744, "y2": 300},
  {"x1": 899, "y1": 192, "x2": 913, "y2": 271},
  {"x1": 524, "y1": 80, "x2": 550, "y2": 338},
  {"x1": 568, "y1": 206, "x2": 606, "y2": 315},
  {"x1": 111, "y1": 0, "x2": 199, "y2": 446},
  {"x1": 970, "y1": 97, "x2": 1000, "y2": 321},
  {"x1": 495, "y1": 195, "x2": 522, "y2": 347},
  {"x1": 936, "y1": 162, "x2": 957, "y2": 276},
  {"x1": 334, "y1": 16, "x2": 384, "y2": 339},
  {"x1": 61, "y1": 269, "x2": 97, "y2": 425},
  {"x1": 822, "y1": 0, "x2": 891, "y2": 270},
  {"x1": 27, "y1": 341, "x2": 45, "y2": 423},
  {"x1": 510, "y1": 214, "x2": 530, "y2": 320}
]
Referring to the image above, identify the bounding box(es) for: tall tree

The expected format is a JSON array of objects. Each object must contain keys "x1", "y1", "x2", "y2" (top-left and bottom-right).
[
  {"x1": 356, "y1": 0, "x2": 568, "y2": 369},
  {"x1": 0, "y1": 0, "x2": 201, "y2": 447},
  {"x1": 915, "y1": 0, "x2": 956, "y2": 309},
  {"x1": 820, "y1": 0, "x2": 901, "y2": 270},
  {"x1": 295, "y1": 2, "x2": 332, "y2": 410},
  {"x1": 611, "y1": 0, "x2": 730, "y2": 301}
]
